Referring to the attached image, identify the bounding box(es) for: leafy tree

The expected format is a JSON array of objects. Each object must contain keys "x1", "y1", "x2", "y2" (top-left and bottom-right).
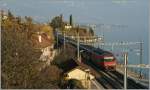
[
  {"x1": 40, "y1": 25, "x2": 54, "y2": 39},
  {"x1": 25, "y1": 16, "x2": 33, "y2": 24},
  {"x1": 52, "y1": 44, "x2": 76, "y2": 68},
  {"x1": 50, "y1": 16, "x2": 63, "y2": 29},
  {"x1": 89, "y1": 27, "x2": 94, "y2": 36},
  {"x1": 31, "y1": 65, "x2": 62, "y2": 89},
  {"x1": 1, "y1": 10, "x2": 62, "y2": 89},
  {"x1": 15, "y1": 16, "x2": 22, "y2": 24},
  {"x1": 24, "y1": 16, "x2": 35, "y2": 38},
  {"x1": 69, "y1": 14, "x2": 73, "y2": 26},
  {"x1": 1, "y1": 24, "x2": 62, "y2": 89},
  {"x1": 7, "y1": 10, "x2": 14, "y2": 20},
  {"x1": 1, "y1": 29, "x2": 41, "y2": 89}
]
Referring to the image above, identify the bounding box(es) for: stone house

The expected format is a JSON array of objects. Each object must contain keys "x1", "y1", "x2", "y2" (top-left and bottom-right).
[{"x1": 31, "y1": 32, "x2": 56, "y2": 66}]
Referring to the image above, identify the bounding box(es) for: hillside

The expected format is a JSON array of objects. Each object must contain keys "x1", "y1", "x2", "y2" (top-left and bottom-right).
[{"x1": 1, "y1": 10, "x2": 61, "y2": 89}]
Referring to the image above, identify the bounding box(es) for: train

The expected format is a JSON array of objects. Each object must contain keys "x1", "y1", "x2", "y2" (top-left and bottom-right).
[
  {"x1": 56, "y1": 32, "x2": 117, "y2": 70},
  {"x1": 80, "y1": 45, "x2": 117, "y2": 71}
]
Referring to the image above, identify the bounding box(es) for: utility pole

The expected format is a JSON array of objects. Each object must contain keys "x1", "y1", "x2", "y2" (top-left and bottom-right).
[
  {"x1": 63, "y1": 31, "x2": 66, "y2": 50},
  {"x1": 0, "y1": 11, "x2": 1, "y2": 31},
  {"x1": 85, "y1": 69, "x2": 91, "y2": 89},
  {"x1": 57, "y1": 32, "x2": 58, "y2": 48},
  {"x1": 102, "y1": 34, "x2": 105, "y2": 49},
  {"x1": 77, "y1": 25, "x2": 80, "y2": 62},
  {"x1": 111, "y1": 43, "x2": 114, "y2": 51},
  {"x1": 56, "y1": 29, "x2": 59, "y2": 49},
  {"x1": 139, "y1": 41, "x2": 143, "y2": 78},
  {"x1": 56, "y1": 29, "x2": 61, "y2": 53},
  {"x1": 124, "y1": 52, "x2": 128, "y2": 89},
  {"x1": 97, "y1": 37, "x2": 100, "y2": 48}
]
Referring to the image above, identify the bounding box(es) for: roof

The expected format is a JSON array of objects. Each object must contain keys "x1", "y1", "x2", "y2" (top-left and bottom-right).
[
  {"x1": 31, "y1": 33, "x2": 52, "y2": 49},
  {"x1": 82, "y1": 44, "x2": 113, "y2": 55},
  {"x1": 62, "y1": 59, "x2": 91, "y2": 74},
  {"x1": 62, "y1": 59, "x2": 79, "y2": 73}
]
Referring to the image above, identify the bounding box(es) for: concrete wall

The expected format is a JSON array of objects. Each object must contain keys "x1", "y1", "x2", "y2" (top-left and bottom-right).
[
  {"x1": 67, "y1": 68, "x2": 94, "y2": 80},
  {"x1": 67, "y1": 68, "x2": 94, "y2": 88}
]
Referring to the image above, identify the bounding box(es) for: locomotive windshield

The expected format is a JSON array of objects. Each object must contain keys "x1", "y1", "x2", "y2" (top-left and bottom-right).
[{"x1": 104, "y1": 56, "x2": 114, "y2": 62}]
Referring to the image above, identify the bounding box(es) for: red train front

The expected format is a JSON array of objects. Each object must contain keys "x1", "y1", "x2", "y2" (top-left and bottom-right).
[
  {"x1": 81, "y1": 47, "x2": 117, "y2": 71},
  {"x1": 92, "y1": 54, "x2": 117, "y2": 70}
]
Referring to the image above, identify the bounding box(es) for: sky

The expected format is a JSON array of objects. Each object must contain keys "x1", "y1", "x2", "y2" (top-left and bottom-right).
[
  {"x1": 0, "y1": 0, "x2": 149, "y2": 62},
  {"x1": 0, "y1": 0, "x2": 149, "y2": 23}
]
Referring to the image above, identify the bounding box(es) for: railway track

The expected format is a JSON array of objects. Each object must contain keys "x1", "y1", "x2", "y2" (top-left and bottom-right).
[
  {"x1": 110, "y1": 71, "x2": 148, "y2": 89},
  {"x1": 83, "y1": 60, "x2": 148, "y2": 89},
  {"x1": 105, "y1": 71, "x2": 138, "y2": 89},
  {"x1": 83, "y1": 60, "x2": 123, "y2": 89}
]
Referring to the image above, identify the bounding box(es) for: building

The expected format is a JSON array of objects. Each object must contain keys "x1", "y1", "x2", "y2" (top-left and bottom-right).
[
  {"x1": 0, "y1": 10, "x2": 8, "y2": 20},
  {"x1": 62, "y1": 60, "x2": 95, "y2": 89},
  {"x1": 31, "y1": 32, "x2": 56, "y2": 66},
  {"x1": 65, "y1": 24, "x2": 72, "y2": 30}
]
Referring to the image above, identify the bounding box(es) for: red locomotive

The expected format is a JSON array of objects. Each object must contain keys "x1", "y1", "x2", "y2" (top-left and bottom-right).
[{"x1": 81, "y1": 46, "x2": 117, "y2": 71}]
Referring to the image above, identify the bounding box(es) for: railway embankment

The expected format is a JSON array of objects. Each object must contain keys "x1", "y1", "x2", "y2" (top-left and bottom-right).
[{"x1": 116, "y1": 64, "x2": 149, "y2": 88}]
